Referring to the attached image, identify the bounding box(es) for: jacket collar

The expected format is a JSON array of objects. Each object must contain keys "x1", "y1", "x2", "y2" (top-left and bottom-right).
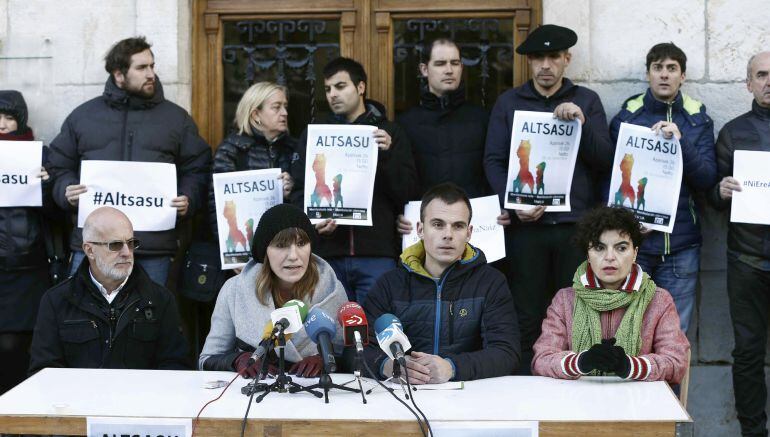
[
  {"x1": 331, "y1": 99, "x2": 388, "y2": 125},
  {"x1": 102, "y1": 75, "x2": 165, "y2": 110},
  {"x1": 642, "y1": 88, "x2": 683, "y2": 114},
  {"x1": 516, "y1": 78, "x2": 578, "y2": 101},
  {"x1": 400, "y1": 240, "x2": 481, "y2": 279},
  {"x1": 419, "y1": 83, "x2": 466, "y2": 111},
  {"x1": 752, "y1": 100, "x2": 770, "y2": 120},
  {"x1": 581, "y1": 263, "x2": 643, "y2": 293}
]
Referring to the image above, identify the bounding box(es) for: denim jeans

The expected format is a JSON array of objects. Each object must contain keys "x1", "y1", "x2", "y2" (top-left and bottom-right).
[
  {"x1": 326, "y1": 256, "x2": 396, "y2": 306},
  {"x1": 636, "y1": 245, "x2": 699, "y2": 334},
  {"x1": 69, "y1": 250, "x2": 172, "y2": 286}
]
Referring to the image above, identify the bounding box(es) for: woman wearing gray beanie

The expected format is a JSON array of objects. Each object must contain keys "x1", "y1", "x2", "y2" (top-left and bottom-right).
[{"x1": 199, "y1": 204, "x2": 347, "y2": 378}]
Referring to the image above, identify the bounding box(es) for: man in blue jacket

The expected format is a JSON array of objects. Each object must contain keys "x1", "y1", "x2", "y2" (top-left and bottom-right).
[
  {"x1": 610, "y1": 42, "x2": 717, "y2": 334},
  {"x1": 484, "y1": 24, "x2": 613, "y2": 373},
  {"x1": 363, "y1": 183, "x2": 520, "y2": 383}
]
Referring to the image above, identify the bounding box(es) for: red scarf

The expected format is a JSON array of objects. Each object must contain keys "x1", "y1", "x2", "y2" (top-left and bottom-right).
[{"x1": 0, "y1": 129, "x2": 35, "y2": 141}]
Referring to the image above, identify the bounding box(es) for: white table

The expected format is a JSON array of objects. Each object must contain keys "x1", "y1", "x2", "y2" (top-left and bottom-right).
[{"x1": 0, "y1": 368, "x2": 691, "y2": 436}]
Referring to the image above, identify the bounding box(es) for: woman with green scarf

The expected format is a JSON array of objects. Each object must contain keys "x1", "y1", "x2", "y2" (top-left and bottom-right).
[{"x1": 531, "y1": 207, "x2": 689, "y2": 383}]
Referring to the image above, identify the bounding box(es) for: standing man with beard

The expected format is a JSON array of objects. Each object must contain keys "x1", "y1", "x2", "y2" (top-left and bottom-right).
[
  {"x1": 484, "y1": 25, "x2": 613, "y2": 373},
  {"x1": 28, "y1": 207, "x2": 190, "y2": 373},
  {"x1": 47, "y1": 36, "x2": 211, "y2": 285}
]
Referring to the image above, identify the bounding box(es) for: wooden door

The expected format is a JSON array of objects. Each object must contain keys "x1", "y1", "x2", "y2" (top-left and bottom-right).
[{"x1": 192, "y1": 0, "x2": 542, "y2": 148}]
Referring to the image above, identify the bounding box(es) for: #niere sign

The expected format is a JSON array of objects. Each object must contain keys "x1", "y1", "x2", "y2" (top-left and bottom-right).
[
  {"x1": 607, "y1": 122, "x2": 682, "y2": 233},
  {"x1": 731, "y1": 150, "x2": 770, "y2": 225},
  {"x1": 303, "y1": 124, "x2": 378, "y2": 226},
  {"x1": 77, "y1": 160, "x2": 177, "y2": 232},
  {"x1": 504, "y1": 111, "x2": 581, "y2": 212},
  {"x1": 213, "y1": 168, "x2": 283, "y2": 269},
  {"x1": 0, "y1": 140, "x2": 43, "y2": 207}
]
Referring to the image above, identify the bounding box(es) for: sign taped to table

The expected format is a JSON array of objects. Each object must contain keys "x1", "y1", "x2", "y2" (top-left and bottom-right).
[
  {"x1": 503, "y1": 111, "x2": 581, "y2": 212},
  {"x1": 303, "y1": 124, "x2": 378, "y2": 226},
  {"x1": 213, "y1": 168, "x2": 283, "y2": 269},
  {"x1": 607, "y1": 122, "x2": 682, "y2": 233}
]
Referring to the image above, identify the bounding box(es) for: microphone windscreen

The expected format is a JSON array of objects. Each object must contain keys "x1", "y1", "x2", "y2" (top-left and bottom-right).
[
  {"x1": 374, "y1": 313, "x2": 402, "y2": 335},
  {"x1": 304, "y1": 307, "x2": 337, "y2": 343},
  {"x1": 284, "y1": 299, "x2": 308, "y2": 322},
  {"x1": 261, "y1": 321, "x2": 274, "y2": 339},
  {"x1": 337, "y1": 302, "x2": 367, "y2": 326}
]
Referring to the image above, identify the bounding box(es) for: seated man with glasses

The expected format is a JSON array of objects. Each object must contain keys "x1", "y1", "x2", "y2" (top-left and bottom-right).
[{"x1": 29, "y1": 207, "x2": 190, "y2": 374}]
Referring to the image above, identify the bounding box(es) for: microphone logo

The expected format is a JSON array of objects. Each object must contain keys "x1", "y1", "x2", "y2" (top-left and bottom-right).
[{"x1": 345, "y1": 314, "x2": 364, "y2": 325}]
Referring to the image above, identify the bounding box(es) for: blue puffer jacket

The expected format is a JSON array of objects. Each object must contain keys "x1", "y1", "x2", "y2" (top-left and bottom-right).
[
  {"x1": 610, "y1": 89, "x2": 717, "y2": 255},
  {"x1": 363, "y1": 242, "x2": 520, "y2": 381}
]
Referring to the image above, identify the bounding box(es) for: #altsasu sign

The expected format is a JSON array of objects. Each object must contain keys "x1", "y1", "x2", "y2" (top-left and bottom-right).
[
  {"x1": 607, "y1": 122, "x2": 682, "y2": 233},
  {"x1": 0, "y1": 140, "x2": 43, "y2": 207},
  {"x1": 303, "y1": 124, "x2": 378, "y2": 226},
  {"x1": 213, "y1": 168, "x2": 283, "y2": 269},
  {"x1": 401, "y1": 195, "x2": 505, "y2": 263},
  {"x1": 504, "y1": 111, "x2": 581, "y2": 212},
  {"x1": 77, "y1": 160, "x2": 177, "y2": 231},
  {"x1": 731, "y1": 150, "x2": 770, "y2": 225}
]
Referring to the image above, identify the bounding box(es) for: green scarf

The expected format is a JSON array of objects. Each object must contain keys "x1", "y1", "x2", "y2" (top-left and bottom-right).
[{"x1": 571, "y1": 261, "x2": 656, "y2": 360}]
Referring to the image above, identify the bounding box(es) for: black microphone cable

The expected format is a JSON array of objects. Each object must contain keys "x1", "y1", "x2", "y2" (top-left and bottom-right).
[
  {"x1": 402, "y1": 365, "x2": 433, "y2": 437},
  {"x1": 240, "y1": 338, "x2": 275, "y2": 437},
  {"x1": 361, "y1": 358, "x2": 427, "y2": 437}
]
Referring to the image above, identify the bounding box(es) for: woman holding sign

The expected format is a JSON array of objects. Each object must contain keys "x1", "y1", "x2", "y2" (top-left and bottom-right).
[
  {"x1": 209, "y1": 82, "x2": 297, "y2": 236},
  {"x1": 0, "y1": 90, "x2": 53, "y2": 394},
  {"x1": 531, "y1": 206, "x2": 689, "y2": 384},
  {"x1": 199, "y1": 204, "x2": 347, "y2": 378}
]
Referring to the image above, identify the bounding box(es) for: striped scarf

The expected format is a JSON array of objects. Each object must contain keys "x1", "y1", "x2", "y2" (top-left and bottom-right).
[{"x1": 571, "y1": 261, "x2": 656, "y2": 360}]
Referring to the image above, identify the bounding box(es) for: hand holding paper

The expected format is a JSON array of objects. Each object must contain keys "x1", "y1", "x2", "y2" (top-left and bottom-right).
[
  {"x1": 373, "y1": 129, "x2": 391, "y2": 151},
  {"x1": 651, "y1": 121, "x2": 682, "y2": 140},
  {"x1": 396, "y1": 214, "x2": 413, "y2": 235},
  {"x1": 718, "y1": 176, "x2": 741, "y2": 200},
  {"x1": 516, "y1": 205, "x2": 546, "y2": 222},
  {"x1": 65, "y1": 184, "x2": 87, "y2": 207},
  {"x1": 553, "y1": 102, "x2": 585, "y2": 125},
  {"x1": 171, "y1": 195, "x2": 189, "y2": 217}
]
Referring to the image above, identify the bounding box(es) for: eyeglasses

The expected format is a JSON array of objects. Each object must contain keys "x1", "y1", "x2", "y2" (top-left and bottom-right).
[{"x1": 87, "y1": 238, "x2": 141, "y2": 252}]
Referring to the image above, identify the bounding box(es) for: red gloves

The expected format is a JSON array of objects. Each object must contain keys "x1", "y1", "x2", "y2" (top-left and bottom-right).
[
  {"x1": 288, "y1": 355, "x2": 323, "y2": 378},
  {"x1": 233, "y1": 352, "x2": 277, "y2": 379}
]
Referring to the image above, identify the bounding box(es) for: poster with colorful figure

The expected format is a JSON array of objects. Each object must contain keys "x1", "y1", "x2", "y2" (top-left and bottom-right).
[
  {"x1": 213, "y1": 168, "x2": 283, "y2": 269},
  {"x1": 607, "y1": 122, "x2": 682, "y2": 233},
  {"x1": 303, "y1": 124, "x2": 378, "y2": 226},
  {"x1": 503, "y1": 111, "x2": 582, "y2": 212}
]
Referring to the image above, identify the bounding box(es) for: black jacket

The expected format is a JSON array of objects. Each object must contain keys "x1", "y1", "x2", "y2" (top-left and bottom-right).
[
  {"x1": 209, "y1": 130, "x2": 298, "y2": 235},
  {"x1": 484, "y1": 79, "x2": 613, "y2": 224},
  {"x1": 28, "y1": 261, "x2": 190, "y2": 374},
  {"x1": 290, "y1": 100, "x2": 418, "y2": 258},
  {"x1": 709, "y1": 101, "x2": 770, "y2": 259},
  {"x1": 397, "y1": 85, "x2": 490, "y2": 198},
  {"x1": 47, "y1": 77, "x2": 212, "y2": 256},
  {"x1": 363, "y1": 243, "x2": 520, "y2": 381}
]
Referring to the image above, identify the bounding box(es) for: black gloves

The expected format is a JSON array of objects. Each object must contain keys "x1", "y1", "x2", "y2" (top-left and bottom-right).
[{"x1": 578, "y1": 338, "x2": 631, "y2": 377}]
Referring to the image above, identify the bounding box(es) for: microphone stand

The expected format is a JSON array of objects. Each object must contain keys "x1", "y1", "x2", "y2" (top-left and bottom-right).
[
  {"x1": 253, "y1": 327, "x2": 318, "y2": 402},
  {"x1": 340, "y1": 332, "x2": 369, "y2": 404},
  {"x1": 366, "y1": 358, "x2": 411, "y2": 399},
  {"x1": 292, "y1": 344, "x2": 361, "y2": 404}
]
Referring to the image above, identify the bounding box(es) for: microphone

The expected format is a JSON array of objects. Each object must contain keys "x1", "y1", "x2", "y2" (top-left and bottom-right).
[
  {"x1": 247, "y1": 321, "x2": 275, "y2": 366},
  {"x1": 270, "y1": 299, "x2": 308, "y2": 335},
  {"x1": 303, "y1": 307, "x2": 338, "y2": 374},
  {"x1": 337, "y1": 302, "x2": 369, "y2": 352},
  {"x1": 374, "y1": 313, "x2": 411, "y2": 365}
]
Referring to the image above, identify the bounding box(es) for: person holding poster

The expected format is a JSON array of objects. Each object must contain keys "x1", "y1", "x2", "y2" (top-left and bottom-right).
[
  {"x1": 47, "y1": 36, "x2": 211, "y2": 285},
  {"x1": 483, "y1": 24, "x2": 613, "y2": 373},
  {"x1": 363, "y1": 183, "x2": 520, "y2": 383},
  {"x1": 0, "y1": 90, "x2": 55, "y2": 394},
  {"x1": 200, "y1": 204, "x2": 347, "y2": 378},
  {"x1": 532, "y1": 206, "x2": 689, "y2": 385},
  {"x1": 209, "y1": 81, "x2": 297, "y2": 239},
  {"x1": 609, "y1": 43, "x2": 716, "y2": 335},
  {"x1": 708, "y1": 51, "x2": 770, "y2": 437},
  {"x1": 290, "y1": 57, "x2": 417, "y2": 305}
]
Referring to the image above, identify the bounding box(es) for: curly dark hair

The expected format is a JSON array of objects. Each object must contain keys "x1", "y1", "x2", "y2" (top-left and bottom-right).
[
  {"x1": 104, "y1": 36, "x2": 152, "y2": 76},
  {"x1": 575, "y1": 206, "x2": 644, "y2": 252}
]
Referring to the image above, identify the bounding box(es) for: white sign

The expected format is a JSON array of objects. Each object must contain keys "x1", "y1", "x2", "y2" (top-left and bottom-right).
[
  {"x1": 303, "y1": 124, "x2": 378, "y2": 226},
  {"x1": 213, "y1": 168, "x2": 283, "y2": 269},
  {"x1": 731, "y1": 150, "x2": 770, "y2": 225},
  {"x1": 402, "y1": 195, "x2": 506, "y2": 263},
  {"x1": 86, "y1": 417, "x2": 191, "y2": 437},
  {"x1": 0, "y1": 140, "x2": 43, "y2": 207},
  {"x1": 77, "y1": 160, "x2": 177, "y2": 231},
  {"x1": 607, "y1": 123, "x2": 683, "y2": 233},
  {"x1": 504, "y1": 111, "x2": 581, "y2": 212},
  {"x1": 431, "y1": 421, "x2": 538, "y2": 437}
]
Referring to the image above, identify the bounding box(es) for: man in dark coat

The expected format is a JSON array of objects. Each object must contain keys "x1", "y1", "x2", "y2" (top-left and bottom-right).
[
  {"x1": 709, "y1": 50, "x2": 770, "y2": 437},
  {"x1": 47, "y1": 36, "x2": 211, "y2": 285},
  {"x1": 363, "y1": 183, "x2": 519, "y2": 382},
  {"x1": 29, "y1": 207, "x2": 190, "y2": 373},
  {"x1": 290, "y1": 57, "x2": 418, "y2": 306},
  {"x1": 483, "y1": 24, "x2": 613, "y2": 373}
]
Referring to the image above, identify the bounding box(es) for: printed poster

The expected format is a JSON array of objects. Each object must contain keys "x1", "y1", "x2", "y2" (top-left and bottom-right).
[
  {"x1": 213, "y1": 168, "x2": 283, "y2": 269},
  {"x1": 504, "y1": 111, "x2": 581, "y2": 212},
  {"x1": 607, "y1": 122, "x2": 683, "y2": 233},
  {"x1": 731, "y1": 150, "x2": 770, "y2": 225},
  {"x1": 401, "y1": 195, "x2": 506, "y2": 263},
  {"x1": 303, "y1": 124, "x2": 378, "y2": 226},
  {"x1": 77, "y1": 160, "x2": 177, "y2": 231},
  {"x1": 0, "y1": 140, "x2": 43, "y2": 207}
]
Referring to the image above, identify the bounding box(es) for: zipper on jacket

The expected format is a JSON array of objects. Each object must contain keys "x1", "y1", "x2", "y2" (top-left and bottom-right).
[
  {"x1": 433, "y1": 265, "x2": 456, "y2": 355},
  {"x1": 113, "y1": 297, "x2": 142, "y2": 344},
  {"x1": 127, "y1": 130, "x2": 135, "y2": 161},
  {"x1": 108, "y1": 307, "x2": 116, "y2": 350},
  {"x1": 120, "y1": 109, "x2": 130, "y2": 161},
  {"x1": 448, "y1": 301, "x2": 455, "y2": 346},
  {"x1": 349, "y1": 228, "x2": 355, "y2": 256}
]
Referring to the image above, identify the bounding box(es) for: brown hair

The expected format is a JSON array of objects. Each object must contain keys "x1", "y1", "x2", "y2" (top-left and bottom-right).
[{"x1": 255, "y1": 227, "x2": 319, "y2": 306}]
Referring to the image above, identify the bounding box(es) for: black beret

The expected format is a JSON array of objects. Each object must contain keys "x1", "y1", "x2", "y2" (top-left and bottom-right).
[
  {"x1": 251, "y1": 204, "x2": 317, "y2": 263},
  {"x1": 516, "y1": 24, "x2": 578, "y2": 55}
]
